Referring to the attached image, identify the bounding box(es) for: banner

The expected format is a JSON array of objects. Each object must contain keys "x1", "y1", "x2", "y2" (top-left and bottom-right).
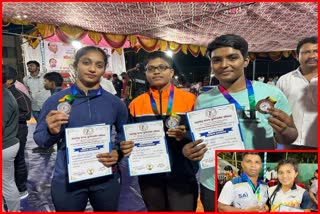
[{"x1": 21, "y1": 39, "x2": 126, "y2": 87}]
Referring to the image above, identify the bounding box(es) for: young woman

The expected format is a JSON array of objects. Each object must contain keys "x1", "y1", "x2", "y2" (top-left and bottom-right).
[
  {"x1": 268, "y1": 159, "x2": 311, "y2": 212},
  {"x1": 34, "y1": 46, "x2": 128, "y2": 211}
]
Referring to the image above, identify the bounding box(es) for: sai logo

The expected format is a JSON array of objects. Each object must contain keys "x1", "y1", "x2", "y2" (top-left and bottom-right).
[{"x1": 238, "y1": 192, "x2": 248, "y2": 198}]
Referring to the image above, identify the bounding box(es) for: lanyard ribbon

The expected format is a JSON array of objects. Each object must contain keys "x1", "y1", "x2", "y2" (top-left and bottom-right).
[
  {"x1": 149, "y1": 84, "x2": 174, "y2": 116},
  {"x1": 241, "y1": 173, "x2": 261, "y2": 202},
  {"x1": 218, "y1": 79, "x2": 256, "y2": 111},
  {"x1": 58, "y1": 84, "x2": 102, "y2": 104}
]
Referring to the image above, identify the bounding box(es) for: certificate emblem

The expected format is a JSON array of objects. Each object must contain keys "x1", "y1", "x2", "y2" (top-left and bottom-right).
[
  {"x1": 146, "y1": 164, "x2": 153, "y2": 170},
  {"x1": 205, "y1": 109, "x2": 217, "y2": 118},
  {"x1": 256, "y1": 97, "x2": 277, "y2": 114},
  {"x1": 83, "y1": 127, "x2": 94, "y2": 135},
  {"x1": 57, "y1": 102, "x2": 71, "y2": 114},
  {"x1": 139, "y1": 124, "x2": 148, "y2": 131},
  {"x1": 87, "y1": 168, "x2": 94, "y2": 175}
]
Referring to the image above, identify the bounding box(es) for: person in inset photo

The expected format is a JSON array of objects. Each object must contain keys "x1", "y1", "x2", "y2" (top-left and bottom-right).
[
  {"x1": 268, "y1": 159, "x2": 311, "y2": 212},
  {"x1": 218, "y1": 152, "x2": 269, "y2": 212}
]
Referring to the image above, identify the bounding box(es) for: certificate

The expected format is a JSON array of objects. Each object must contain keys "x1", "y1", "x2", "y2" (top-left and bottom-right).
[
  {"x1": 123, "y1": 120, "x2": 171, "y2": 176},
  {"x1": 187, "y1": 103, "x2": 244, "y2": 169},
  {"x1": 278, "y1": 204, "x2": 304, "y2": 212},
  {"x1": 65, "y1": 124, "x2": 112, "y2": 183}
]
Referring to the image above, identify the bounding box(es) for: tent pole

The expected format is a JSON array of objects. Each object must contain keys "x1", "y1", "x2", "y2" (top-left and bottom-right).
[
  {"x1": 252, "y1": 59, "x2": 256, "y2": 80},
  {"x1": 263, "y1": 152, "x2": 267, "y2": 181}
]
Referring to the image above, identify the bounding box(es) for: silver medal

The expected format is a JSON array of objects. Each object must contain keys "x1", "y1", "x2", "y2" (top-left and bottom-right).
[
  {"x1": 57, "y1": 102, "x2": 71, "y2": 114},
  {"x1": 165, "y1": 116, "x2": 180, "y2": 129}
]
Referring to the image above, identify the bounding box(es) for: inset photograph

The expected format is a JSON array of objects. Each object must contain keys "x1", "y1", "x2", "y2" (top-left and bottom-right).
[{"x1": 216, "y1": 151, "x2": 318, "y2": 212}]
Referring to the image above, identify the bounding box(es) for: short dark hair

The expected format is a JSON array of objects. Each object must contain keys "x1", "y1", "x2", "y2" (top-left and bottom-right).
[
  {"x1": 27, "y1": 60, "x2": 40, "y2": 67},
  {"x1": 2, "y1": 65, "x2": 18, "y2": 84},
  {"x1": 241, "y1": 152, "x2": 262, "y2": 161},
  {"x1": 206, "y1": 34, "x2": 248, "y2": 59},
  {"x1": 276, "y1": 159, "x2": 298, "y2": 173},
  {"x1": 44, "y1": 72, "x2": 64, "y2": 87},
  {"x1": 224, "y1": 165, "x2": 233, "y2": 172},
  {"x1": 296, "y1": 36, "x2": 317, "y2": 55},
  {"x1": 120, "y1": 72, "x2": 127, "y2": 77},
  {"x1": 145, "y1": 51, "x2": 173, "y2": 68},
  {"x1": 112, "y1": 74, "x2": 118, "y2": 78}
]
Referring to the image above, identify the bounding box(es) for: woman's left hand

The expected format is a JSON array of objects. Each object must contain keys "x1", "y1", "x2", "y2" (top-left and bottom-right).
[
  {"x1": 96, "y1": 150, "x2": 119, "y2": 167},
  {"x1": 267, "y1": 107, "x2": 292, "y2": 134}
]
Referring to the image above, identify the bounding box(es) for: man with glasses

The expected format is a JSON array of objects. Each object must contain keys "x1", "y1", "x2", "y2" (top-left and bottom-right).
[
  {"x1": 276, "y1": 36, "x2": 318, "y2": 149},
  {"x1": 120, "y1": 51, "x2": 199, "y2": 211}
]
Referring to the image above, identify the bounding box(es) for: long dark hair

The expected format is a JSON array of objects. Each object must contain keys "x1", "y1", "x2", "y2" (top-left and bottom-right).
[
  {"x1": 73, "y1": 46, "x2": 109, "y2": 69},
  {"x1": 269, "y1": 159, "x2": 298, "y2": 206}
]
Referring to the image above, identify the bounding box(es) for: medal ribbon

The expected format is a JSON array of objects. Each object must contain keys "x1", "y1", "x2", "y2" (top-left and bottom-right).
[
  {"x1": 241, "y1": 173, "x2": 261, "y2": 202},
  {"x1": 149, "y1": 84, "x2": 174, "y2": 116},
  {"x1": 58, "y1": 84, "x2": 103, "y2": 104},
  {"x1": 218, "y1": 79, "x2": 256, "y2": 111}
]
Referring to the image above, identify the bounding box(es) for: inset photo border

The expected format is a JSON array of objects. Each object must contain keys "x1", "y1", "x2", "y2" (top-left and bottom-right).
[{"x1": 215, "y1": 150, "x2": 318, "y2": 212}]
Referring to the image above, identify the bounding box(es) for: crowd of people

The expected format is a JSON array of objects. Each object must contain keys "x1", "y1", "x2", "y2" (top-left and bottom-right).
[{"x1": 2, "y1": 34, "x2": 318, "y2": 212}]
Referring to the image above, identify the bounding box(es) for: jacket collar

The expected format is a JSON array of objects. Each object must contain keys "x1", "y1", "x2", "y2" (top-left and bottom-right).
[{"x1": 149, "y1": 84, "x2": 174, "y2": 99}]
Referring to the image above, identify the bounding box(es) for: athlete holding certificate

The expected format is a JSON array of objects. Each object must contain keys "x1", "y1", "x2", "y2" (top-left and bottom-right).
[
  {"x1": 182, "y1": 34, "x2": 298, "y2": 211},
  {"x1": 120, "y1": 51, "x2": 199, "y2": 211},
  {"x1": 34, "y1": 46, "x2": 128, "y2": 211}
]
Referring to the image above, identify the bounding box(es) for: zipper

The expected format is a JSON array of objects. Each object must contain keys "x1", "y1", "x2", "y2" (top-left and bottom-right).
[{"x1": 159, "y1": 89, "x2": 163, "y2": 119}]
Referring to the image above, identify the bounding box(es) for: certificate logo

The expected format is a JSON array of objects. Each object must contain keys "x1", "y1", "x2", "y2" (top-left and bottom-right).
[
  {"x1": 139, "y1": 124, "x2": 148, "y2": 131},
  {"x1": 205, "y1": 109, "x2": 217, "y2": 118},
  {"x1": 87, "y1": 168, "x2": 94, "y2": 175},
  {"x1": 146, "y1": 164, "x2": 153, "y2": 170},
  {"x1": 83, "y1": 127, "x2": 94, "y2": 135}
]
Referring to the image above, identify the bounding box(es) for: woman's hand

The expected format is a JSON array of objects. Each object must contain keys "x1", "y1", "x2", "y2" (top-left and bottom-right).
[
  {"x1": 96, "y1": 150, "x2": 119, "y2": 167},
  {"x1": 46, "y1": 110, "x2": 69, "y2": 135},
  {"x1": 120, "y1": 141, "x2": 134, "y2": 157}
]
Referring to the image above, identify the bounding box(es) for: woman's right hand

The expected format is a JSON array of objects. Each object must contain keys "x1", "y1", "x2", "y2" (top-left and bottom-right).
[
  {"x1": 46, "y1": 110, "x2": 69, "y2": 135},
  {"x1": 120, "y1": 141, "x2": 134, "y2": 157}
]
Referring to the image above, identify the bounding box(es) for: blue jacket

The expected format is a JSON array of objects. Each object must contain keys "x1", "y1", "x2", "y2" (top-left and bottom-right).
[{"x1": 33, "y1": 84, "x2": 128, "y2": 183}]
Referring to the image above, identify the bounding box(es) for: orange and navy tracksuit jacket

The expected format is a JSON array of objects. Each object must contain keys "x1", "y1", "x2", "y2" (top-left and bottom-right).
[{"x1": 128, "y1": 85, "x2": 199, "y2": 177}]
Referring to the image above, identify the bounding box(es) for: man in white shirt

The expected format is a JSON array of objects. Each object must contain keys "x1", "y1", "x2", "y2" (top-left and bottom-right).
[
  {"x1": 23, "y1": 60, "x2": 51, "y2": 122},
  {"x1": 276, "y1": 36, "x2": 318, "y2": 149},
  {"x1": 218, "y1": 153, "x2": 269, "y2": 212},
  {"x1": 265, "y1": 167, "x2": 272, "y2": 182},
  {"x1": 271, "y1": 167, "x2": 278, "y2": 180}
]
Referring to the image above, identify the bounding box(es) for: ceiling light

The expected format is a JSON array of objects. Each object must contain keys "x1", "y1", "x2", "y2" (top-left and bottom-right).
[
  {"x1": 165, "y1": 50, "x2": 173, "y2": 57},
  {"x1": 71, "y1": 41, "x2": 83, "y2": 50}
]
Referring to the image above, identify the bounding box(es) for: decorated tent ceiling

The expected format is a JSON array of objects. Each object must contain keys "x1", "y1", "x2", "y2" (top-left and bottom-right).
[{"x1": 2, "y1": 2, "x2": 318, "y2": 56}]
